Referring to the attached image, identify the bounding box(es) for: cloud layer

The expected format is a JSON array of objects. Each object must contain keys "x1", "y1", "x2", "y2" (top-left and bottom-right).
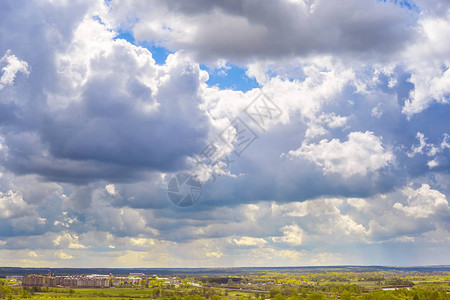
[{"x1": 0, "y1": 0, "x2": 449, "y2": 267}]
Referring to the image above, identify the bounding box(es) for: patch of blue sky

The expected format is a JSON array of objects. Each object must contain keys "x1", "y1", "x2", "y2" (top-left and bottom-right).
[
  {"x1": 114, "y1": 30, "x2": 135, "y2": 43},
  {"x1": 202, "y1": 64, "x2": 260, "y2": 92},
  {"x1": 376, "y1": 0, "x2": 420, "y2": 13},
  {"x1": 92, "y1": 15, "x2": 105, "y2": 25},
  {"x1": 140, "y1": 43, "x2": 173, "y2": 65}
]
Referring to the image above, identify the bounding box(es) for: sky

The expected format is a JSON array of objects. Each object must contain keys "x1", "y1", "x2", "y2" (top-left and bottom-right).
[{"x1": 0, "y1": 0, "x2": 449, "y2": 268}]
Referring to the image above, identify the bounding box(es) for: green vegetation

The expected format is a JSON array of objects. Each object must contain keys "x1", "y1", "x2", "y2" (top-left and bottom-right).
[{"x1": 0, "y1": 268, "x2": 448, "y2": 299}]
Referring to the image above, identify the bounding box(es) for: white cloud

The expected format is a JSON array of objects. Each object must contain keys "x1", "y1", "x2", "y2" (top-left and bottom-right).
[
  {"x1": 105, "y1": 184, "x2": 118, "y2": 196},
  {"x1": 232, "y1": 236, "x2": 267, "y2": 246},
  {"x1": 408, "y1": 132, "x2": 434, "y2": 157},
  {"x1": 324, "y1": 113, "x2": 348, "y2": 129},
  {"x1": 371, "y1": 104, "x2": 383, "y2": 118},
  {"x1": 401, "y1": 17, "x2": 450, "y2": 116},
  {"x1": 427, "y1": 159, "x2": 439, "y2": 169},
  {"x1": 53, "y1": 232, "x2": 88, "y2": 249},
  {"x1": 336, "y1": 215, "x2": 367, "y2": 236},
  {"x1": 272, "y1": 198, "x2": 368, "y2": 242},
  {"x1": 0, "y1": 190, "x2": 32, "y2": 219},
  {"x1": 205, "y1": 251, "x2": 223, "y2": 258},
  {"x1": 129, "y1": 237, "x2": 156, "y2": 246},
  {"x1": 0, "y1": 50, "x2": 29, "y2": 90},
  {"x1": 285, "y1": 131, "x2": 393, "y2": 177},
  {"x1": 55, "y1": 251, "x2": 73, "y2": 260},
  {"x1": 37, "y1": 217, "x2": 47, "y2": 225},
  {"x1": 394, "y1": 184, "x2": 449, "y2": 218},
  {"x1": 408, "y1": 132, "x2": 450, "y2": 157},
  {"x1": 277, "y1": 249, "x2": 304, "y2": 260},
  {"x1": 273, "y1": 198, "x2": 343, "y2": 218},
  {"x1": 347, "y1": 198, "x2": 370, "y2": 211},
  {"x1": 394, "y1": 236, "x2": 415, "y2": 243},
  {"x1": 28, "y1": 251, "x2": 38, "y2": 257},
  {"x1": 272, "y1": 224, "x2": 304, "y2": 246}
]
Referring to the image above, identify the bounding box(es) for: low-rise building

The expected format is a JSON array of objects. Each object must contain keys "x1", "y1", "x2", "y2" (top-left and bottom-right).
[
  {"x1": 22, "y1": 275, "x2": 49, "y2": 286},
  {"x1": 22, "y1": 274, "x2": 110, "y2": 288}
]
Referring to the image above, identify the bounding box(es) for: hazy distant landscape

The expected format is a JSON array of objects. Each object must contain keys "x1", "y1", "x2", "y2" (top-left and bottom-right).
[
  {"x1": 2, "y1": 266, "x2": 450, "y2": 277},
  {"x1": 1, "y1": 266, "x2": 449, "y2": 299}
]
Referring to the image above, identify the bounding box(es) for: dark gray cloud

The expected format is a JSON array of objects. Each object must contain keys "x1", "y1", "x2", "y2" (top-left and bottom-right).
[{"x1": 113, "y1": 0, "x2": 416, "y2": 62}]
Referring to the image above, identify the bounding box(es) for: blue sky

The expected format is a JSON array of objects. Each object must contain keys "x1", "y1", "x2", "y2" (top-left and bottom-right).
[{"x1": 0, "y1": 0, "x2": 449, "y2": 268}]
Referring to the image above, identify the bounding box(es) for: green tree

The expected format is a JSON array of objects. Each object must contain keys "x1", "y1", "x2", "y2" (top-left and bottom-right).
[
  {"x1": 274, "y1": 293, "x2": 286, "y2": 300},
  {"x1": 307, "y1": 293, "x2": 326, "y2": 300},
  {"x1": 341, "y1": 291, "x2": 351, "y2": 300}
]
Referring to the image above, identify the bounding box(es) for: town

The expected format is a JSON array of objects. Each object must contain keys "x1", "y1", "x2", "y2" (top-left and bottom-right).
[{"x1": 18, "y1": 273, "x2": 181, "y2": 288}]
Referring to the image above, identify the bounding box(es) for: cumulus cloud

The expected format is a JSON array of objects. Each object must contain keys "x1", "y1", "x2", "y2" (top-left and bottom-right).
[
  {"x1": 105, "y1": 184, "x2": 118, "y2": 196},
  {"x1": 1, "y1": 6, "x2": 211, "y2": 183},
  {"x1": 0, "y1": 190, "x2": 33, "y2": 219},
  {"x1": 401, "y1": 16, "x2": 450, "y2": 116},
  {"x1": 285, "y1": 131, "x2": 393, "y2": 177},
  {"x1": 55, "y1": 251, "x2": 73, "y2": 260},
  {"x1": 232, "y1": 236, "x2": 267, "y2": 246},
  {"x1": 28, "y1": 251, "x2": 38, "y2": 257},
  {"x1": 53, "y1": 232, "x2": 89, "y2": 249},
  {"x1": 272, "y1": 224, "x2": 304, "y2": 246},
  {"x1": 0, "y1": 50, "x2": 29, "y2": 90},
  {"x1": 408, "y1": 132, "x2": 450, "y2": 157},
  {"x1": 347, "y1": 198, "x2": 370, "y2": 211},
  {"x1": 394, "y1": 184, "x2": 449, "y2": 218}
]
